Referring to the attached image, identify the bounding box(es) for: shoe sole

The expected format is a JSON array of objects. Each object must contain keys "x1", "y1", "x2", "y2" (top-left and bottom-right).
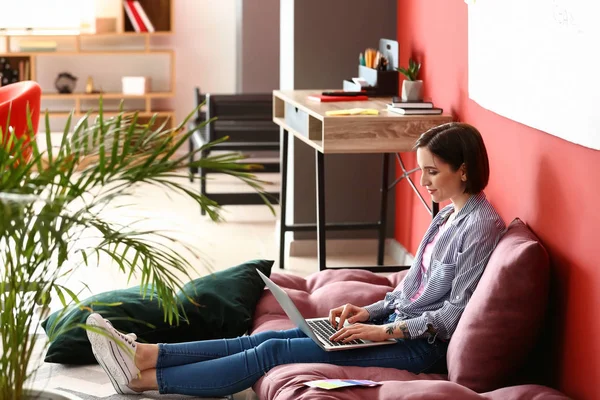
[
  {"x1": 96, "y1": 355, "x2": 131, "y2": 394},
  {"x1": 86, "y1": 314, "x2": 137, "y2": 385}
]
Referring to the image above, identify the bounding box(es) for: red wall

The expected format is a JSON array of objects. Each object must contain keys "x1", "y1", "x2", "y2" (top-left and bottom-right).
[{"x1": 395, "y1": 1, "x2": 600, "y2": 399}]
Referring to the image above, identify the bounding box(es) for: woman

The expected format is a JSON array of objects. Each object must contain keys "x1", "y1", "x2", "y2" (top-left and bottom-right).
[{"x1": 86, "y1": 122, "x2": 505, "y2": 397}]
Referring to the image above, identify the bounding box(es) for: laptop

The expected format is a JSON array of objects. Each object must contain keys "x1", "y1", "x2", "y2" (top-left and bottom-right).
[{"x1": 256, "y1": 269, "x2": 396, "y2": 351}]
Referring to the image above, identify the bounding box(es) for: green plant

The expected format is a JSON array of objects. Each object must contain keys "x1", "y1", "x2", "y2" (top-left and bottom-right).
[
  {"x1": 397, "y1": 58, "x2": 422, "y2": 81},
  {"x1": 0, "y1": 101, "x2": 272, "y2": 399}
]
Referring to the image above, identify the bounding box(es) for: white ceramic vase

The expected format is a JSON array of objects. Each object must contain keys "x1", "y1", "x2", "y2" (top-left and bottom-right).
[{"x1": 401, "y1": 80, "x2": 423, "y2": 102}]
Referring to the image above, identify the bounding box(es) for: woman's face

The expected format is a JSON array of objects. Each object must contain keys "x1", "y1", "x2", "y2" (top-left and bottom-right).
[{"x1": 416, "y1": 147, "x2": 467, "y2": 205}]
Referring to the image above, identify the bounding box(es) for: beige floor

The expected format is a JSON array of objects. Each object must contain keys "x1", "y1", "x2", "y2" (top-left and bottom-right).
[{"x1": 48, "y1": 172, "x2": 399, "y2": 308}]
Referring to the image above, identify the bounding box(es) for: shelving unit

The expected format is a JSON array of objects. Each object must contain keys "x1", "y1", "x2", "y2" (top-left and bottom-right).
[{"x1": 0, "y1": 0, "x2": 175, "y2": 129}]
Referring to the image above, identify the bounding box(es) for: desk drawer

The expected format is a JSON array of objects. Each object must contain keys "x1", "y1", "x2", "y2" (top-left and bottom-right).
[
  {"x1": 284, "y1": 103, "x2": 310, "y2": 137},
  {"x1": 284, "y1": 103, "x2": 323, "y2": 141}
]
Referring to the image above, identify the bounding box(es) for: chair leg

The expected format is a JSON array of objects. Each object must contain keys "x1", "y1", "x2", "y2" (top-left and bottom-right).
[
  {"x1": 188, "y1": 137, "x2": 195, "y2": 183},
  {"x1": 200, "y1": 149, "x2": 208, "y2": 216}
]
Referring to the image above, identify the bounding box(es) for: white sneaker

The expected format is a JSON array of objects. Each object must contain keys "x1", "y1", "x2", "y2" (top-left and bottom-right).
[
  {"x1": 86, "y1": 313, "x2": 141, "y2": 389},
  {"x1": 106, "y1": 370, "x2": 139, "y2": 395},
  {"x1": 101, "y1": 329, "x2": 141, "y2": 395}
]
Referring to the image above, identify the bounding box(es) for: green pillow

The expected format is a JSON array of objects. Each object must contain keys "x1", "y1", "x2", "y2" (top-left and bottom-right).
[{"x1": 42, "y1": 259, "x2": 273, "y2": 364}]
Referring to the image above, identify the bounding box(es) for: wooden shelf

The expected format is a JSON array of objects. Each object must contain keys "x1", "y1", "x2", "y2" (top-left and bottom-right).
[
  {"x1": 79, "y1": 32, "x2": 173, "y2": 37},
  {"x1": 0, "y1": 50, "x2": 173, "y2": 56},
  {"x1": 4, "y1": 0, "x2": 175, "y2": 124},
  {"x1": 42, "y1": 92, "x2": 175, "y2": 100},
  {"x1": 0, "y1": 55, "x2": 33, "y2": 83},
  {"x1": 2, "y1": 32, "x2": 173, "y2": 38}
]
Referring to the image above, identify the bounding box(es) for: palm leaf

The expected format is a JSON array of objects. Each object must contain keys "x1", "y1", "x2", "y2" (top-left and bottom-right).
[{"x1": 0, "y1": 100, "x2": 273, "y2": 399}]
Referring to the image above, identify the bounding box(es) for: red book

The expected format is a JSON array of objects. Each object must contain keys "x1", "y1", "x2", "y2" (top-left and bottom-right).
[
  {"x1": 307, "y1": 95, "x2": 369, "y2": 102},
  {"x1": 126, "y1": 0, "x2": 148, "y2": 32}
]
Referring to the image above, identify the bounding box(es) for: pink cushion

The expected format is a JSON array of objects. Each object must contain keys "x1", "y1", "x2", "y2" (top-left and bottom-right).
[
  {"x1": 447, "y1": 218, "x2": 550, "y2": 392},
  {"x1": 250, "y1": 220, "x2": 561, "y2": 399},
  {"x1": 256, "y1": 363, "x2": 568, "y2": 400},
  {"x1": 251, "y1": 269, "x2": 406, "y2": 334}
]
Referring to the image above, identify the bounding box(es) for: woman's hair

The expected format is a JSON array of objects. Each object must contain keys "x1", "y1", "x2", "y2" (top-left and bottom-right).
[{"x1": 413, "y1": 122, "x2": 490, "y2": 194}]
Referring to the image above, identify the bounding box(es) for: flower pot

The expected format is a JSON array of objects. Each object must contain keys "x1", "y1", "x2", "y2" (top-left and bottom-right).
[
  {"x1": 23, "y1": 388, "x2": 83, "y2": 400},
  {"x1": 401, "y1": 80, "x2": 423, "y2": 102}
]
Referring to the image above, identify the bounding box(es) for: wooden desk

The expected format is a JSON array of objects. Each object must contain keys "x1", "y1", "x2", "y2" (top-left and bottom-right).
[{"x1": 272, "y1": 90, "x2": 453, "y2": 271}]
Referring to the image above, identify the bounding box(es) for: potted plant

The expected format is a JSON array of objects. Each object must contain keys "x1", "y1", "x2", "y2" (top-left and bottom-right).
[
  {"x1": 397, "y1": 58, "x2": 423, "y2": 102},
  {"x1": 0, "y1": 96, "x2": 272, "y2": 399}
]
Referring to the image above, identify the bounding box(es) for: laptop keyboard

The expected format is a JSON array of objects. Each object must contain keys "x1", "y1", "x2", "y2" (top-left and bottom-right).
[{"x1": 307, "y1": 319, "x2": 363, "y2": 347}]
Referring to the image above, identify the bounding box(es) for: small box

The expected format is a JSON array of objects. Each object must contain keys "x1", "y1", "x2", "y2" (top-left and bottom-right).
[
  {"x1": 95, "y1": 17, "x2": 117, "y2": 34},
  {"x1": 358, "y1": 66, "x2": 399, "y2": 96},
  {"x1": 122, "y1": 76, "x2": 151, "y2": 95}
]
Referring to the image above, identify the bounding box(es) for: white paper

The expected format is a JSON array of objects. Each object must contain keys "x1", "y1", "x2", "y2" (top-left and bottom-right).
[{"x1": 468, "y1": 0, "x2": 600, "y2": 150}]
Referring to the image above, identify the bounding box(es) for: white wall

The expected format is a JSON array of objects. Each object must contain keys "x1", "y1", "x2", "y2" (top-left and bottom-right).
[
  {"x1": 279, "y1": 0, "x2": 294, "y2": 90},
  {"x1": 171, "y1": 0, "x2": 238, "y2": 121}
]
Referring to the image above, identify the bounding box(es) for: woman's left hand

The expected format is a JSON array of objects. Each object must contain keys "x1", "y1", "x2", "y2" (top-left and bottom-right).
[{"x1": 329, "y1": 323, "x2": 389, "y2": 343}]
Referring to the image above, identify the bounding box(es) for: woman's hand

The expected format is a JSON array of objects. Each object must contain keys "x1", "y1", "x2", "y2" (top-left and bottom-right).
[
  {"x1": 328, "y1": 303, "x2": 370, "y2": 330},
  {"x1": 329, "y1": 323, "x2": 389, "y2": 343}
]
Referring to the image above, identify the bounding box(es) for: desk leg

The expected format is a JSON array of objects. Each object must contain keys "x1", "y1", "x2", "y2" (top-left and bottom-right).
[
  {"x1": 316, "y1": 151, "x2": 326, "y2": 271},
  {"x1": 377, "y1": 153, "x2": 390, "y2": 265},
  {"x1": 278, "y1": 129, "x2": 289, "y2": 269}
]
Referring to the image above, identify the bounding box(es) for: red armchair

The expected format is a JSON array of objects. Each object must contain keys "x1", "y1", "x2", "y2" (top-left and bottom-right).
[{"x1": 0, "y1": 81, "x2": 42, "y2": 161}]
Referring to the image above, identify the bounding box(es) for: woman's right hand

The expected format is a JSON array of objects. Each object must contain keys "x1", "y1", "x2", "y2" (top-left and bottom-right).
[{"x1": 328, "y1": 304, "x2": 369, "y2": 330}]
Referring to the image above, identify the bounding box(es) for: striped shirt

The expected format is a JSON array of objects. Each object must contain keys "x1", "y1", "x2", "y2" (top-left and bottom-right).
[
  {"x1": 411, "y1": 220, "x2": 446, "y2": 301},
  {"x1": 364, "y1": 192, "x2": 505, "y2": 340}
]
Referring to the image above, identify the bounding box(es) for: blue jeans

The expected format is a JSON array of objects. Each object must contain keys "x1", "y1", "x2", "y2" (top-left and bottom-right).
[{"x1": 156, "y1": 328, "x2": 448, "y2": 397}]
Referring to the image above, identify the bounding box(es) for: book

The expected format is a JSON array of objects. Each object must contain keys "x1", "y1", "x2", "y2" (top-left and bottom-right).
[
  {"x1": 133, "y1": 1, "x2": 155, "y2": 32},
  {"x1": 389, "y1": 101, "x2": 434, "y2": 109},
  {"x1": 123, "y1": 1, "x2": 140, "y2": 32},
  {"x1": 308, "y1": 94, "x2": 368, "y2": 102},
  {"x1": 129, "y1": 0, "x2": 148, "y2": 32},
  {"x1": 123, "y1": 0, "x2": 147, "y2": 32},
  {"x1": 392, "y1": 96, "x2": 434, "y2": 107},
  {"x1": 387, "y1": 104, "x2": 443, "y2": 115}
]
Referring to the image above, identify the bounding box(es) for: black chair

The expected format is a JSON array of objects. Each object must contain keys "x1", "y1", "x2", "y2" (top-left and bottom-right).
[{"x1": 189, "y1": 88, "x2": 280, "y2": 215}]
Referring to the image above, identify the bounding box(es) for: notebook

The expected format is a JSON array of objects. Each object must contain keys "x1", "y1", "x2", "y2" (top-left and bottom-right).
[
  {"x1": 256, "y1": 269, "x2": 396, "y2": 351},
  {"x1": 307, "y1": 94, "x2": 369, "y2": 102},
  {"x1": 387, "y1": 104, "x2": 443, "y2": 115},
  {"x1": 389, "y1": 100, "x2": 434, "y2": 109}
]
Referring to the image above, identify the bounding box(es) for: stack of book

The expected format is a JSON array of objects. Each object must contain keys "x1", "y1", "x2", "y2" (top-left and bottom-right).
[
  {"x1": 386, "y1": 98, "x2": 443, "y2": 115},
  {"x1": 123, "y1": 0, "x2": 155, "y2": 32}
]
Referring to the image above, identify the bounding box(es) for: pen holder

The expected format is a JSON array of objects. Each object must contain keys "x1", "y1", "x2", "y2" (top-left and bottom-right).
[{"x1": 358, "y1": 65, "x2": 399, "y2": 96}]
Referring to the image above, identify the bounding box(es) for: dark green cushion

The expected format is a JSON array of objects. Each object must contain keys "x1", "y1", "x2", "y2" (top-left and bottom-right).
[{"x1": 42, "y1": 259, "x2": 272, "y2": 364}]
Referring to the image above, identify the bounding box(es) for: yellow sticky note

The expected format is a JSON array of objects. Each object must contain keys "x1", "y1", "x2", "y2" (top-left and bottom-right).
[{"x1": 326, "y1": 108, "x2": 379, "y2": 116}]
